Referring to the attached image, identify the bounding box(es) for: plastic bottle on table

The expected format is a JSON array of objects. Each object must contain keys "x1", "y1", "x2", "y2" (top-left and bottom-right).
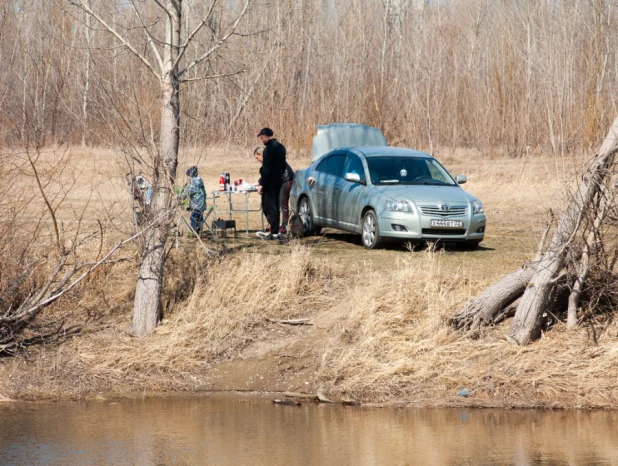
[{"x1": 219, "y1": 173, "x2": 225, "y2": 191}]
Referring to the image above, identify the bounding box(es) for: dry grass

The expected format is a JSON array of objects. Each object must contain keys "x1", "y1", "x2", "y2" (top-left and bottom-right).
[
  {"x1": 315, "y1": 249, "x2": 618, "y2": 407},
  {"x1": 60, "y1": 244, "x2": 338, "y2": 389},
  {"x1": 1, "y1": 146, "x2": 617, "y2": 408}
]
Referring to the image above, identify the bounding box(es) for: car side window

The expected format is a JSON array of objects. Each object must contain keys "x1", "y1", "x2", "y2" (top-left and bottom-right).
[
  {"x1": 316, "y1": 154, "x2": 345, "y2": 177},
  {"x1": 342, "y1": 154, "x2": 365, "y2": 182},
  {"x1": 316, "y1": 157, "x2": 328, "y2": 172}
]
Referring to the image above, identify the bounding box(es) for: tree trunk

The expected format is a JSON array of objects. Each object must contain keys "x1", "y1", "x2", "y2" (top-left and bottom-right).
[
  {"x1": 507, "y1": 115, "x2": 618, "y2": 345},
  {"x1": 451, "y1": 266, "x2": 535, "y2": 331},
  {"x1": 81, "y1": 0, "x2": 92, "y2": 147},
  {"x1": 131, "y1": 3, "x2": 181, "y2": 336},
  {"x1": 132, "y1": 226, "x2": 166, "y2": 335}
]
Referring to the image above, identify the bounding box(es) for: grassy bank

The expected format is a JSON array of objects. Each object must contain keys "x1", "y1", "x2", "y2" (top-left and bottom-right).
[{"x1": 2, "y1": 146, "x2": 616, "y2": 408}]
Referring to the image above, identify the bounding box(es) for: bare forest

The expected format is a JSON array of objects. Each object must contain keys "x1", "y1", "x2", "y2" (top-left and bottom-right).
[{"x1": 2, "y1": 0, "x2": 617, "y2": 155}]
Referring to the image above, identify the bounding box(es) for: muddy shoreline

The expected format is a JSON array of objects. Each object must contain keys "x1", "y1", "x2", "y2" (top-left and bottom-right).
[{"x1": 1, "y1": 381, "x2": 616, "y2": 410}]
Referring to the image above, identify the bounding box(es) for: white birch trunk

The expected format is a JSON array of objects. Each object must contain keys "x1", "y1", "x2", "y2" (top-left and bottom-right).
[
  {"x1": 81, "y1": 1, "x2": 92, "y2": 147},
  {"x1": 132, "y1": 1, "x2": 181, "y2": 336}
]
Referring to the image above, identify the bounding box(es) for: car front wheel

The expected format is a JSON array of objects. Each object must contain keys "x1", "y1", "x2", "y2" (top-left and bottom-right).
[
  {"x1": 299, "y1": 197, "x2": 321, "y2": 236},
  {"x1": 361, "y1": 210, "x2": 382, "y2": 249}
]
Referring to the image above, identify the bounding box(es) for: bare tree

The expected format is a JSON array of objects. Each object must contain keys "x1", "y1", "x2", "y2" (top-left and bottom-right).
[
  {"x1": 66, "y1": 0, "x2": 253, "y2": 335},
  {"x1": 0, "y1": 143, "x2": 138, "y2": 354},
  {"x1": 452, "y1": 115, "x2": 618, "y2": 344}
]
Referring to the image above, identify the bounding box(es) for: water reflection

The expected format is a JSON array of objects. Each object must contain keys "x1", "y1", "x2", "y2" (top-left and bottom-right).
[{"x1": 1, "y1": 395, "x2": 617, "y2": 465}]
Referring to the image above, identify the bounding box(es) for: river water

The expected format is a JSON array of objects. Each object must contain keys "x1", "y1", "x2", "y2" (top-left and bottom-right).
[{"x1": 1, "y1": 394, "x2": 617, "y2": 465}]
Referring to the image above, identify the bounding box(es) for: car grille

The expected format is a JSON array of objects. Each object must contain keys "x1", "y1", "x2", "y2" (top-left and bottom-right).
[
  {"x1": 422, "y1": 228, "x2": 466, "y2": 236},
  {"x1": 420, "y1": 205, "x2": 467, "y2": 217}
]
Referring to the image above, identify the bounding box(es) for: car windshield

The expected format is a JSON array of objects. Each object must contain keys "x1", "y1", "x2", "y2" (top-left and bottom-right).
[{"x1": 366, "y1": 156, "x2": 456, "y2": 186}]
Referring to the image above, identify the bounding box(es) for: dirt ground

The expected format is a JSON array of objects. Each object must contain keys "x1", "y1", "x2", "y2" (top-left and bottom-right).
[{"x1": 3, "y1": 146, "x2": 616, "y2": 409}]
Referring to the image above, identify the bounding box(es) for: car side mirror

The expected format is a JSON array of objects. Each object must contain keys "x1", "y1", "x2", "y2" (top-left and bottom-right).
[
  {"x1": 456, "y1": 175, "x2": 467, "y2": 184},
  {"x1": 344, "y1": 172, "x2": 363, "y2": 184}
]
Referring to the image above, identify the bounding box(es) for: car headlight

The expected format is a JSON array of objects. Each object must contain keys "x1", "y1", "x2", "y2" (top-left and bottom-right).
[
  {"x1": 472, "y1": 200, "x2": 484, "y2": 214},
  {"x1": 386, "y1": 200, "x2": 414, "y2": 213}
]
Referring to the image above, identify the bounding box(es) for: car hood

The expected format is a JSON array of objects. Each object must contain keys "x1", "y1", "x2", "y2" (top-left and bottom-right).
[{"x1": 372, "y1": 184, "x2": 479, "y2": 204}]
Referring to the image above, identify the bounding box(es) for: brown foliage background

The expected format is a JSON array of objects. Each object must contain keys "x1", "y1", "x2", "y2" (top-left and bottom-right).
[{"x1": 0, "y1": 0, "x2": 616, "y2": 154}]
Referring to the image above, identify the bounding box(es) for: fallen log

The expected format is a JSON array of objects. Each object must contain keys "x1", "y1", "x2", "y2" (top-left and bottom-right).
[
  {"x1": 283, "y1": 391, "x2": 334, "y2": 403},
  {"x1": 451, "y1": 220, "x2": 553, "y2": 331},
  {"x1": 284, "y1": 392, "x2": 320, "y2": 401},
  {"x1": 283, "y1": 391, "x2": 359, "y2": 405},
  {"x1": 493, "y1": 297, "x2": 521, "y2": 325},
  {"x1": 272, "y1": 399, "x2": 301, "y2": 406}
]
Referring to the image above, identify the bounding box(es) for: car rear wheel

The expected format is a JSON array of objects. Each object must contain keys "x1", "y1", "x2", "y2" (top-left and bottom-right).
[
  {"x1": 361, "y1": 210, "x2": 382, "y2": 249},
  {"x1": 299, "y1": 197, "x2": 321, "y2": 236}
]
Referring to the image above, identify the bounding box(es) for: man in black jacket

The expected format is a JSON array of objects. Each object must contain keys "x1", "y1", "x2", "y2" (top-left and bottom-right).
[{"x1": 256, "y1": 127, "x2": 286, "y2": 239}]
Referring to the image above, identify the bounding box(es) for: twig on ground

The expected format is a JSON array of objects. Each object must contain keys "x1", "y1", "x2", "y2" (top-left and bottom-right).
[{"x1": 266, "y1": 318, "x2": 312, "y2": 326}]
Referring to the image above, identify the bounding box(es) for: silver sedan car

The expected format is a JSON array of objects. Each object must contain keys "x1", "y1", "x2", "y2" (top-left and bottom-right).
[{"x1": 289, "y1": 146, "x2": 486, "y2": 249}]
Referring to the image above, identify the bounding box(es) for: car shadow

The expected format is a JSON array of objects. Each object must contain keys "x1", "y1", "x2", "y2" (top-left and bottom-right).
[
  {"x1": 319, "y1": 231, "x2": 362, "y2": 245},
  {"x1": 306, "y1": 230, "x2": 495, "y2": 252}
]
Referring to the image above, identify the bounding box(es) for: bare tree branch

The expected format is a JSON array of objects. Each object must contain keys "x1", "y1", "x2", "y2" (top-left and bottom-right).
[
  {"x1": 179, "y1": 0, "x2": 252, "y2": 77},
  {"x1": 180, "y1": 68, "x2": 248, "y2": 84},
  {"x1": 69, "y1": 0, "x2": 161, "y2": 79},
  {"x1": 26, "y1": 150, "x2": 62, "y2": 255},
  {"x1": 129, "y1": 0, "x2": 165, "y2": 71},
  {"x1": 151, "y1": 0, "x2": 174, "y2": 18},
  {"x1": 3, "y1": 206, "x2": 176, "y2": 328},
  {"x1": 172, "y1": 0, "x2": 219, "y2": 71}
]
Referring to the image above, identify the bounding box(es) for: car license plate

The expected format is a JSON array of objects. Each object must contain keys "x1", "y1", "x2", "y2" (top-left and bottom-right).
[{"x1": 430, "y1": 219, "x2": 463, "y2": 228}]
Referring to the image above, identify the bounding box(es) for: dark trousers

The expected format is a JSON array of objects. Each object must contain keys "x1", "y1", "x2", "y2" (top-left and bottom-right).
[
  {"x1": 190, "y1": 209, "x2": 204, "y2": 234},
  {"x1": 279, "y1": 180, "x2": 292, "y2": 228},
  {"x1": 262, "y1": 184, "x2": 281, "y2": 234}
]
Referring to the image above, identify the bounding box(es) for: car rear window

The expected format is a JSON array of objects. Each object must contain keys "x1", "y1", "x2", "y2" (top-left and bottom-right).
[{"x1": 366, "y1": 156, "x2": 456, "y2": 186}]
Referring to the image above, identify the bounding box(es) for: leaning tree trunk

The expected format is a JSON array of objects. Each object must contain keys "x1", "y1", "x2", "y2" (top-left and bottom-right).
[
  {"x1": 451, "y1": 222, "x2": 552, "y2": 330},
  {"x1": 565, "y1": 191, "x2": 609, "y2": 329},
  {"x1": 451, "y1": 266, "x2": 536, "y2": 331},
  {"x1": 507, "y1": 116, "x2": 618, "y2": 345},
  {"x1": 132, "y1": 5, "x2": 181, "y2": 336}
]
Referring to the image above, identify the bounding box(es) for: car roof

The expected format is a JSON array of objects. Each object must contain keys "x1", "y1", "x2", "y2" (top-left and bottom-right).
[{"x1": 346, "y1": 146, "x2": 433, "y2": 158}]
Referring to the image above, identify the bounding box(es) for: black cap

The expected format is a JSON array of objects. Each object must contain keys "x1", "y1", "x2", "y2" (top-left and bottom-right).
[
  {"x1": 257, "y1": 127, "x2": 274, "y2": 137},
  {"x1": 186, "y1": 166, "x2": 198, "y2": 177}
]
